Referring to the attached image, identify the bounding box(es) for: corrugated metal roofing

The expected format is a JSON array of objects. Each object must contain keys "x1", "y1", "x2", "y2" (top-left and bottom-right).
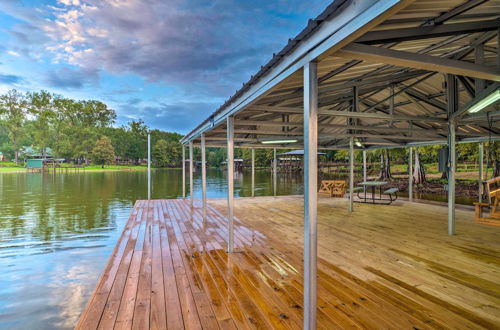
[{"x1": 182, "y1": 0, "x2": 500, "y2": 149}]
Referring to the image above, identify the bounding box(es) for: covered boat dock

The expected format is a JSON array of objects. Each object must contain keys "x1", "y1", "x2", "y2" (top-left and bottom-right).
[
  {"x1": 78, "y1": 0, "x2": 500, "y2": 328},
  {"x1": 179, "y1": 0, "x2": 500, "y2": 327}
]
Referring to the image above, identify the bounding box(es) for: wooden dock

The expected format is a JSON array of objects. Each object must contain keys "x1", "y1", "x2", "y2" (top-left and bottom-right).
[{"x1": 76, "y1": 197, "x2": 500, "y2": 329}]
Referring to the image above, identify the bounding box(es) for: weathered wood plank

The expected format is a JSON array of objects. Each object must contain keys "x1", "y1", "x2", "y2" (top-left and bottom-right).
[
  {"x1": 77, "y1": 197, "x2": 500, "y2": 329},
  {"x1": 76, "y1": 201, "x2": 142, "y2": 330},
  {"x1": 150, "y1": 201, "x2": 167, "y2": 329},
  {"x1": 131, "y1": 200, "x2": 153, "y2": 330}
]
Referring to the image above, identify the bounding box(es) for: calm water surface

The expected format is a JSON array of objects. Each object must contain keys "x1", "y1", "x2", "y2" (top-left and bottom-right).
[
  {"x1": 0, "y1": 168, "x2": 303, "y2": 329},
  {"x1": 0, "y1": 168, "x2": 472, "y2": 329}
]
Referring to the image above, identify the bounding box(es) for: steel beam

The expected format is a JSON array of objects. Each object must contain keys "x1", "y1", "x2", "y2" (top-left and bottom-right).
[
  {"x1": 273, "y1": 147, "x2": 277, "y2": 196},
  {"x1": 447, "y1": 74, "x2": 458, "y2": 235},
  {"x1": 356, "y1": 19, "x2": 499, "y2": 44},
  {"x1": 247, "y1": 106, "x2": 447, "y2": 122},
  {"x1": 349, "y1": 137, "x2": 354, "y2": 213},
  {"x1": 475, "y1": 44, "x2": 485, "y2": 93},
  {"x1": 498, "y1": 26, "x2": 500, "y2": 68},
  {"x1": 147, "y1": 134, "x2": 151, "y2": 200},
  {"x1": 303, "y1": 61, "x2": 318, "y2": 330},
  {"x1": 409, "y1": 147, "x2": 413, "y2": 202},
  {"x1": 448, "y1": 122, "x2": 456, "y2": 235},
  {"x1": 424, "y1": 0, "x2": 487, "y2": 26},
  {"x1": 337, "y1": 43, "x2": 500, "y2": 81},
  {"x1": 201, "y1": 133, "x2": 207, "y2": 218},
  {"x1": 227, "y1": 116, "x2": 234, "y2": 253},
  {"x1": 479, "y1": 142, "x2": 484, "y2": 203},
  {"x1": 182, "y1": 145, "x2": 186, "y2": 199},
  {"x1": 189, "y1": 141, "x2": 194, "y2": 208},
  {"x1": 450, "y1": 82, "x2": 500, "y2": 121},
  {"x1": 228, "y1": 125, "x2": 454, "y2": 135},
  {"x1": 251, "y1": 148, "x2": 255, "y2": 197},
  {"x1": 363, "y1": 150, "x2": 367, "y2": 182}
]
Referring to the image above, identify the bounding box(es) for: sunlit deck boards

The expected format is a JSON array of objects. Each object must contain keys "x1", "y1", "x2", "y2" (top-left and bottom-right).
[{"x1": 76, "y1": 197, "x2": 500, "y2": 329}]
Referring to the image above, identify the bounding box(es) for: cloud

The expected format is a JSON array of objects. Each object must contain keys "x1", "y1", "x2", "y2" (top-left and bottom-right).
[
  {"x1": 35, "y1": 0, "x2": 320, "y2": 95},
  {"x1": 7, "y1": 50, "x2": 20, "y2": 57},
  {"x1": 117, "y1": 100, "x2": 217, "y2": 133},
  {"x1": 45, "y1": 66, "x2": 99, "y2": 89},
  {"x1": 0, "y1": 0, "x2": 328, "y2": 131},
  {"x1": 0, "y1": 73, "x2": 24, "y2": 85}
]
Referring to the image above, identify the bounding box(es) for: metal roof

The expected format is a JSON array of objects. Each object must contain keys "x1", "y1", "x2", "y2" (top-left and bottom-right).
[{"x1": 181, "y1": 0, "x2": 500, "y2": 150}]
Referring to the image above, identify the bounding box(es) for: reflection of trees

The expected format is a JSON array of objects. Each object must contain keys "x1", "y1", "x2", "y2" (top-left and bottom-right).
[
  {"x1": 235, "y1": 169, "x2": 304, "y2": 197},
  {"x1": 0, "y1": 174, "x2": 29, "y2": 239},
  {"x1": 0, "y1": 172, "x2": 139, "y2": 243},
  {"x1": 0, "y1": 169, "x2": 307, "y2": 243}
]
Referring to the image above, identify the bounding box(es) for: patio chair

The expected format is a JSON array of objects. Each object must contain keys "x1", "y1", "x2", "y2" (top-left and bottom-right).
[
  {"x1": 331, "y1": 180, "x2": 347, "y2": 198},
  {"x1": 474, "y1": 191, "x2": 500, "y2": 227}
]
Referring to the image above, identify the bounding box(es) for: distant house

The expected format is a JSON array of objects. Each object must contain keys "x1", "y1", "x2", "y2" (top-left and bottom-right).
[
  {"x1": 221, "y1": 158, "x2": 244, "y2": 171},
  {"x1": 26, "y1": 158, "x2": 64, "y2": 171},
  {"x1": 22, "y1": 146, "x2": 54, "y2": 159}
]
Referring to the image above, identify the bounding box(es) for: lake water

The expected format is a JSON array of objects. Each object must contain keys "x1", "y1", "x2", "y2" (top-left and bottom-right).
[
  {"x1": 0, "y1": 168, "x2": 304, "y2": 329},
  {"x1": 0, "y1": 167, "x2": 473, "y2": 329}
]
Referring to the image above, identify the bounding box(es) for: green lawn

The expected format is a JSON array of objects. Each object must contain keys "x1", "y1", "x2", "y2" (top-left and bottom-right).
[
  {"x1": 0, "y1": 163, "x2": 150, "y2": 172},
  {"x1": 83, "y1": 164, "x2": 148, "y2": 171}
]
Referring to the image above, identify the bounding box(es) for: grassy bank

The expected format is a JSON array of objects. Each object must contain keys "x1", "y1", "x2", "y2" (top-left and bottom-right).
[
  {"x1": 83, "y1": 165, "x2": 148, "y2": 171},
  {"x1": 0, "y1": 166, "x2": 25, "y2": 172},
  {"x1": 0, "y1": 164, "x2": 178, "y2": 173}
]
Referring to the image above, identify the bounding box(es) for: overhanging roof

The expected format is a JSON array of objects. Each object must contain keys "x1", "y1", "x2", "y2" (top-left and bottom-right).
[{"x1": 181, "y1": 0, "x2": 500, "y2": 150}]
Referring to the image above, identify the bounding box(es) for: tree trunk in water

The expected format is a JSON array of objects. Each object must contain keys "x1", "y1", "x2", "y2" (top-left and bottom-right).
[
  {"x1": 441, "y1": 171, "x2": 448, "y2": 180},
  {"x1": 379, "y1": 150, "x2": 391, "y2": 179},
  {"x1": 494, "y1": 161, "x2": 499, "y2": 178},
  {"x1": 413, "y1": 148, "x2": 426, "y2": 184}
]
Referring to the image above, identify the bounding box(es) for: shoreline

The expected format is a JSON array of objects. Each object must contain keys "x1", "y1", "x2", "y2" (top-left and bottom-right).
[{"x1": 0, "y1": 166, "x2": 184, "y2": 173}]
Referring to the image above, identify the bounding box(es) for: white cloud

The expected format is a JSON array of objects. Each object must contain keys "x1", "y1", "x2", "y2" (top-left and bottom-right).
[
  {"x1": 7, "y1": 50, "x2": 20, "y2": 57},
  {"x1": 36, "y1": 0, "x2": 316, "y2": 94}
]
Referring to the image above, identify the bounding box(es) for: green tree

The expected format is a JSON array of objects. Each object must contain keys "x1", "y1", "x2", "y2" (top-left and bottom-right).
[
  {"x1": 92, "y1": 136, "x2": 115, "y2": 168},
  {"x1": 153, "y1": 139, "x2": 169, "y2": 167},
  {"x1": 165, "y1": 140, "x2": 181, "y2": 165},
  {"x1": 28, "y1": 91, "x2": 55, "y2": 157},
  {"x1": 126, "y1": 120, "x2": 148, "y2": 163},
  {"x1": 59, "y1": 99, "x2": 116, "y2": 162},
  {"x1": 0, "y1": 90, "x2": 28, "y2": 164}
]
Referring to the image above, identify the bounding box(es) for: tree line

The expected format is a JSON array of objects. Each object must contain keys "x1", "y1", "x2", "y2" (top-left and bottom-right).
[
  {"x1": 1, "y1": 88, "x2": 497, "y2": 174},
  {"x1": 0, "y1": 89, "x2": 183, "y2": 166}
]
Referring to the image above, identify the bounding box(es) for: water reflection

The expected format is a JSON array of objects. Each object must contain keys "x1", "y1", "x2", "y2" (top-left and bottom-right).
[{"x1": 0, "y1": 168, "x2": 304, "y2": 329}]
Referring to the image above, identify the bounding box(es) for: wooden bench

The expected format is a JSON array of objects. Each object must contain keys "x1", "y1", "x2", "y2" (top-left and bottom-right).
[
  {"x1": 318, "y1": 180, "x2": 347, "y2": 198},
  {"x1": 483, "y1": 176, "x2": 500, "y2": 203},
  {"x1": 475, "y1": 190, "x2": 500, "y2": 227}
]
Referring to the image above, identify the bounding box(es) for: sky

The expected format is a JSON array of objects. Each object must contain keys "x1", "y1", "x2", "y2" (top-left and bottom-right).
[{"x1": 0, "y1": 0, "x2": 329, "y2": 134}]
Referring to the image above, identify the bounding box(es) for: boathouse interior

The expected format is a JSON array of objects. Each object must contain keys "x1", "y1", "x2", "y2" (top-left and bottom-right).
[{"x1": 77, "y1": 1, "x2": 500, "y2": 329}]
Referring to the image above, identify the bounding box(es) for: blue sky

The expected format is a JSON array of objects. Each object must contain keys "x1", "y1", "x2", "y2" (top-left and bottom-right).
[{"x1": 0, "y1": 0, "x2": 329, "y2": 134}]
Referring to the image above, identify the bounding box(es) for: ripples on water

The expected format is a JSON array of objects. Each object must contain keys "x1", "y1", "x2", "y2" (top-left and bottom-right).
[{"x1": 0, "y1": 168, "x2": 303, "y2": 329}]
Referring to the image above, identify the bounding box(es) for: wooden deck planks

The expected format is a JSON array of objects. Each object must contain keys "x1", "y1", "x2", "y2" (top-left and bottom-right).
[{"x1": 76, "y1": 197, "x2": 500, "y2": 329}]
